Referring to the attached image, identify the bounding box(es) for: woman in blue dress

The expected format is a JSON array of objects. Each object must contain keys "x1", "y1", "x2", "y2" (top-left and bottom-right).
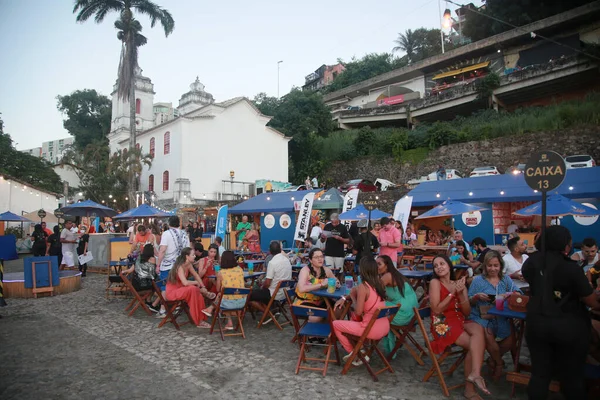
[{"x1": 468, "y1": 250, "x2": 520, "y2": 380}]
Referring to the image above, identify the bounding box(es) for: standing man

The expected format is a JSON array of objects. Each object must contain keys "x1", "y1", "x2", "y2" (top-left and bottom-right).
[
  {"x1": 507, "y1": 221, "x2": 519, "y2": 235},
  {"x1": 321, "y1": 213, "x2": 350, "y2": 270},
  {"x1": 235, "y1": 215, "x2": 252, "y2": 248},
  {"x1": 59, "y1": 220, "x2": 78, "y2": 270},
  {"x1": 352, "y1": 219, "x2": 379, "y2": 272},
  {"x1": 437, "y1": 165, "x2": 446, "y2": 180},
  {"x1": 503, "y1": 236, "x2": 529, "y2": 288},
  {"x1": 214, "y1": 236, "x2": 226, "y2": 257},
  {"x1": 41, "y1": 221, "x2": 52, "y2": 237},
  {"x1": 311, "y1": 175, "x2": 318, "y2": 189},
  {"x1": 155, "y1": 216, "x2": 190, "y2": 318},
  {"x1": 378, "y1": 217, "x2": 402, "y2": 267},
  {"x1": 265, "y1": 181, "x2": 273, "y2": 193}
]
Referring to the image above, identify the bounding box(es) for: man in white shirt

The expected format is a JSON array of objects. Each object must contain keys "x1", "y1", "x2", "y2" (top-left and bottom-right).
[
  {"x1": 503, "y1": 236, "x2": 529, "y2": 288},
  {"x1": 447, "y1": 230, "x2": 471, "y2": 255},
  {"x1": 571, "y1": 237, "x2": 600, "y2": 273},
  {"x1": 248, "y1": 241, "x2": 292, "y2": 321},
  {"x1": 507, "y1": 221, "x2": 519, "y2": 234},
  {"x1": 214, "y1": 236, "x2": 226, "y2": 257},
  {"x1": 60, "y1": 220, "x2": 79, "y2": 270},
  {"x1": 402, "y1": 226, "x2": 418, "y2": 245}
]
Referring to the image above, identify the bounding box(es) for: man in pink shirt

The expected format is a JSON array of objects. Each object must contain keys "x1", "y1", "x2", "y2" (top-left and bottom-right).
[{"x1": 378, "y1": 217, "x2": 402, "y2": 267}]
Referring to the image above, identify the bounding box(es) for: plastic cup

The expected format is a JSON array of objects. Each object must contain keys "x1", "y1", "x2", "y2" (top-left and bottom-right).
[
  {"x1": 345, "y1": 276, "x2": 354, "y2": 294},
  {"x1": 327, "y1": 277, "x2": 336, "y2": 293},
  {"x1": 248, "y1": 262, "x2": 254, "y2": 274},
  {"x1": 214, "y1": 265, "x2": 221, "y2": 274},
  {"x1": 495, "y1": 295, "x2": 505, "y2": 311}
]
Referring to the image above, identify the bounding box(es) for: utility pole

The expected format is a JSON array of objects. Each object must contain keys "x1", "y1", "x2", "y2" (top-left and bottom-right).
[
  {"x1": 277, "y1": 60, "x2": 283, "y2": 98},
  {"x1": 438, "y1": 0, "x2": 445, "y2": 53}
]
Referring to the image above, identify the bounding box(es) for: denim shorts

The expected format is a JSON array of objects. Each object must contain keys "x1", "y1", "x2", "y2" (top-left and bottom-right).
[
  {"x1": 157, "y1": 270, "x2": 170, "y2": 291},
  {"x1": 221, "y1": 298, "x2": 247, "y2": 310}
]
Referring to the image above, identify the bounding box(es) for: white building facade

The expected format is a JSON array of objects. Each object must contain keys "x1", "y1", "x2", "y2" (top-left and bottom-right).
[
  {"x1": 0, "y1": 176, "x2": 61, "y2": 215},
  {"x1": 41, "y1": 137, "x2": 74, "y2": 164}
]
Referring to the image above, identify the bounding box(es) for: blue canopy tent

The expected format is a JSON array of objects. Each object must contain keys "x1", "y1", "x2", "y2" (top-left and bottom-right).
[
  {"x1": 0, "y1": 211, "x2": 33, "y2": 222},
  {"x1": 113, "y1": 204, "x2": 175, "y2": 219},
  {"x1": 339, "y1": 204, "x2": 391, "y2": 221},
  {"x1": 60, "y1": 200, "x2": 117, "y2": 218},
  {"x1": 514, "y1": 194, "x2": 600, "y2": 217},
  {"x1": 415, "y1": 200, "x2": 487, "y2": 219}
]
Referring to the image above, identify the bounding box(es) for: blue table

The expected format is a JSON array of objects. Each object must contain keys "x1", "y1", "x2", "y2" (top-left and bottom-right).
[
  {"x1": 243, "y1": 259, "x2": 265, "y2": 264},
  {"x1": 309, "y1": 287, "x2": 352, "y2": 320},
  {"x1": 234, "y1": 251, "x2": 261, "y2": 256},
  {"x1": 401, "y1": 270, "x2": 433, "y2": 301}
]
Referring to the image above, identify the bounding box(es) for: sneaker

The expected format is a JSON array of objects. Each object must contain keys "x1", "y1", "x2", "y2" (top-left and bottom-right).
[
  {"x1": 262, "y1": 317, "x2": 273, "y2": 325},
  {"x1": 155, "y1": 310, "x2": 166, "y2": 319},
  {"x1": 146, "y1": 302, "x2": 159, "y2": 313}
]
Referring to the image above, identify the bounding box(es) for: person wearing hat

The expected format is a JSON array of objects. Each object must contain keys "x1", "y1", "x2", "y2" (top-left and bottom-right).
[
  {"x1": 320, "y1": 213, "x2": 350, "y2": 270},
  {"x1": 352, "y1": 219, "x2": 379, "y2": 274}
]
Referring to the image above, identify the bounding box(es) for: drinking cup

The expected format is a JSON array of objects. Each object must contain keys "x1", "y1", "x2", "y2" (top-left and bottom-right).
[
  {"x1": 495, "y1": 294, "x2": 505, "y2": 311},
  {"x1": 327, "y1": 277, "x2": 336, "y2": 294},
  {"x1": 248, "y1": 262, "x2": 254, "y2": 274}
]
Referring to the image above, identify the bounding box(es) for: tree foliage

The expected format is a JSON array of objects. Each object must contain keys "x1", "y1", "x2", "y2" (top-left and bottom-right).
[
  {"x1": 56, "y1": 89, "x2": 112, "y2": 151},
  {"x1": 0, "y1": 114, "x2": 62, "y2": 193},
  {"x1": 393, "y1": 28, "x2": 453, "y2": 63},
  {"x1": 463, "y1": 0, "x2": 596, "y2": 42}
]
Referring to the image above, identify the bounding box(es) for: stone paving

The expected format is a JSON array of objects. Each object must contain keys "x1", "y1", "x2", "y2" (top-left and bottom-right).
[{"x1": 0, "y1": 260, "x2": 528, "y2": 400}]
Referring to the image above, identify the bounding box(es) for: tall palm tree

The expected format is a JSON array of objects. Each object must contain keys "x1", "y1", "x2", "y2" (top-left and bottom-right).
[
  {"x1": 393, "y1": 29, "x2": 417, "y2": 62},
  {"x1": 73, "y1": 0, "x2": 174, "y2": 207}
]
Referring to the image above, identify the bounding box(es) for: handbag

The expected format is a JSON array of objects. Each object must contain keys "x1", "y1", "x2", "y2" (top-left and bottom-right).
[{"x1": 508, "y1": 293, "x2": 529, "y2": 313}]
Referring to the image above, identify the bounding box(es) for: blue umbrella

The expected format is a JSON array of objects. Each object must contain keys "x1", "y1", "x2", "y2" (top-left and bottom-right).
[
  {"x1": 339, "y1": 204, "x2": 391, "y2": 221},
  {"x1": 113, "y1": 204, "x2": 175, "y2": 219},
  {"x1": 415, "y1": 200, "x2": 487, "y2": 219},
  {"x1": 513, "y1": 194, "x2": 599, "y2": 217},
  {"x1": 60, "y1": 199, "x2": 117, "y2": 218},
  {"x1": 0, "y1": 211, "x2": 33, "y2": 222}
]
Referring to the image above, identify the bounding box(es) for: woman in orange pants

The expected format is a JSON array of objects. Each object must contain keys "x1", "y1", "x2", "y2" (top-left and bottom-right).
[
  {"x1": 166, "y1": 247, "x2": 211, "y2": 328},
  {"x1": 333, "y1": 257, "x2": 390, "y2": 363}
]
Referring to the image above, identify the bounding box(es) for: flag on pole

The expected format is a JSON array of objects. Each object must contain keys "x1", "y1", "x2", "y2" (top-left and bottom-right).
[
  {"x1": 342, "y1": 189, "x2": 360, "y2": 230},
  {"x1": 393, "y1": 196, "x2": 413, "y2": 231},
  {"x1": 215, "y1": 205, "x2": 228, "y2": 243},
  {"x1": 294, "y1": 192, "x2": 316, "y2": 242}
]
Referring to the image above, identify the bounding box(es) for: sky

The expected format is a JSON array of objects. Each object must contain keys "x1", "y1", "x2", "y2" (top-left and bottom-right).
[{"x1": 0, "y1": 0, "x2": 456, "y2": 150}]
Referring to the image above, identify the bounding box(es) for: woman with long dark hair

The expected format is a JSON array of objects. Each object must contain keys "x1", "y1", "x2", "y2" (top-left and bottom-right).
[
  {"x1": 196, "y1": 243, "x2": 220, "y2": 297},
  {"x1": 430, "y1": 254, "x2": 489, "y2": 397},
  {"x1": 332, "y1": 257, "x2": 390, "y2": 362},
  {"x1": 31, "y1": 224, "x2": 47, "y2": 256},
  {"x1": 377, "y1": 255, "x2": 418, "y2": 354}
]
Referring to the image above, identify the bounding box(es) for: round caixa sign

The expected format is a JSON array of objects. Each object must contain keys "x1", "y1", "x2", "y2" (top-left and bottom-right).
[
  {"x1": 462, "y1": 211, "x2": 482, "y2": 227},
  {"x1": 524, "y1": 150, "x2": 566, "y2": 192},
  {"x1": 279, "y1": 214, "x2": 291, "y2": 229},
  {"x1": 264, "y1": 214, "x2": 275, "y2": 229},
  {"x1": 574, "y1": 203, "x2": 599, "y2": 226}
]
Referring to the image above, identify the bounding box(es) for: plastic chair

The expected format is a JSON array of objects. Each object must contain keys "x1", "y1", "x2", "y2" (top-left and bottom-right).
[
  {"x1": 256, "y1": 280, "x2": 296, "y2": 330},
  {"x1": 209, "y1": 286, "x2": 252, "y2": 341}
]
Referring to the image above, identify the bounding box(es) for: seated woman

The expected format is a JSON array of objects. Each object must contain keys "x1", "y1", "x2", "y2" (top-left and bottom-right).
[
  {"x1": 201, "y1": 251, "x2": 246, "y2": 330},
  {"x1": 376, "y1": 255, "x2": 419, "y2": 355},
  {"x1": 294, "y1": 248, "x2": 338, "y2": 321},
  {"x1": 195, "y1": 244, "x2": 219, "y2": 298},
  {"x1": 165, "y1": 247, "x2": 211, "y2": 328},
  {"x1": 430, "y1": 255, "x2": 490, "y2": 398},
  {"x1": 333, "y1": 257, "x2": 390, "y2": 363},
  {"x1": 122, "y1": 244, "x2": 160, "y2": 312},
  {"x1": 468, "y1": 251, "x2": 520, "y2": 380},
  {"x1": 245, "y1": 223, "x2": 261, "y2": 253},
  {"x1": 454, "y1": 240, "x2": 474, "y2": 278}
]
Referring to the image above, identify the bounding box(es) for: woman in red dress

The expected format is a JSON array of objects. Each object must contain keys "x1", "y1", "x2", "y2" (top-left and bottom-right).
[
  {"x1": 166, "y1": 247, "x2": 211, "y2": 328},
  {"x1": 430, "y1": 255, "x2": 489, "y2": 399},
  {"x1": 196, "y1": 244, "x2": 219, "y2": 296}
]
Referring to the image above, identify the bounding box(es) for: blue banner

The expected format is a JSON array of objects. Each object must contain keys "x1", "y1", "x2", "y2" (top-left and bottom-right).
[{"x1": 215, "y1": 205, "x2": 228, "y2": 243}]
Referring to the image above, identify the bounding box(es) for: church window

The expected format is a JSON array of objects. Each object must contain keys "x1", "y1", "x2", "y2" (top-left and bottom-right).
[
  {"x1": 149, "y1": 137, "x2": 155, "y2": 157},
  {"x1": 163, "y1": 171, "x2": 169, "y2": 191},
  {"x1": 164, "y1": 132, "x2": 170, "y2": 155},
  {"x1": 148, "y1": 175, "x2": 154, "y2": 192},
  {"x1": 136, "y1": 98, "x2": 141, "y2": 114}
]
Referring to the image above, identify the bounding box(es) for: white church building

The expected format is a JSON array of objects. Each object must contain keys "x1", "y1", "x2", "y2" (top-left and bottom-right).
[{"x1": 108, "y1": 68, "x2": 290, "y2": 205}]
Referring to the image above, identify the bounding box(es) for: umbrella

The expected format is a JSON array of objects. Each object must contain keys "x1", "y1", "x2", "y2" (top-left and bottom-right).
[
  {"x1": 313, "y1": 188, "x2": 344, "y2": 210},
  {"x1": 415, "y1": 200, "x2": 487, "y2": 219},
  {"x1": 60, "y1": 199, "x2": 117, "y2": 218},
  {"x1": 113, "y1": 204, "x2": 175, "y2": 219},
  {"x1": 339, "y1": 204, "x2": 391, "y2": 221},
  {"x1": 513, "y1": 194, "x2": 600, "y2": 217},
  {"x1": 0, "y1": 211, "x2": 33, "y2": 222}
]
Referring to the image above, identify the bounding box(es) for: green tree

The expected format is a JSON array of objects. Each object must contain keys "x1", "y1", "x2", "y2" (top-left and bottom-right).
[
  {"x1": 253, "y1": 92, "x2": 281, "y2": 117},
  {"x1": 73, "y1": 0, "x2": 174, "y2": 207},
  {"x1": 56, "y1": 89, "x2": 112, "y2": 151},
  {"x1": 393, "y1": 29, "x2": 418, "y2": 61}
]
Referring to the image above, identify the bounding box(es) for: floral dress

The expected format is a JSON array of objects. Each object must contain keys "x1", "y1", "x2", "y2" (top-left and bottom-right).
[{"x1": 430, "y1": 283, "x2": 466, "y2": 354}]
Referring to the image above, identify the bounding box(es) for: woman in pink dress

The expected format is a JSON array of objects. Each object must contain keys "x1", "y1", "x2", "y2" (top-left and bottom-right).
[
  {"x1": 245, "y1": 223, "x2": 261, "y2": 253},
  {"x1": 166, "y1": 247, "x2": 211, "y2": 328},
  {"x1": 333, "y1": 257, "x2": 390, "y2": 364},
  {"x1": 430, "y1": 255, "x2": 489, "y2": 398}
]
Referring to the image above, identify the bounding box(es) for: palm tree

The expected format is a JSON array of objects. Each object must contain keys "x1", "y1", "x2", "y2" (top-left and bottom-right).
[
  {"x1": 393, "y1": 29, "x2": 417, "y2": 62},
  {"x1": 73, "y1": 0, "x2": 174, "y2": 207}
]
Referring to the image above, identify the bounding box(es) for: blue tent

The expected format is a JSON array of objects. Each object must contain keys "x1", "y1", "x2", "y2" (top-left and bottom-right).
[
  {"x1": 0, "y1": 211, "x2": 32, "y2": 222},
  {"x1": 229, "y1": 190, "x2": 319, "y2": 214},
  {"x1": 339, "y1": 204, "x2": 391, "y2": 220},
  {"x1": 415, "y1": 200, "x2": 487, "y2": 219},
  {"x1": 113, "y1": 204, "x2": 175, "y2": 219},
  {"x1": 61, "y1": 199, "x2": 117, "y2": 218},
  {"x1": 514, "y1": 194, "x2": 600, "y2": 217}
]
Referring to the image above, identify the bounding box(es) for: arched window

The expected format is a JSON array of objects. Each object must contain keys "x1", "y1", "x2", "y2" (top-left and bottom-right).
[
  {"x1": 149, "y1": 137, "x2": 155, "y2": 157},
  {"x1": 136, "y1": 98, "x2": 141, "y2": 114},
  {"x1": 162, "y1": 171, "x2": 169, "y2": 191},
  {"x1": 148, "y1": 175, "x2": 154, "y2": 192},
  {"x1": 164, "y1": 131, "x2": 170, "y2": 155}
]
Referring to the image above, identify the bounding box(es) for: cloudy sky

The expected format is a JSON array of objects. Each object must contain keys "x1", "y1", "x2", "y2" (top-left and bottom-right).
[{"x1": 0, "y1": 0, "x2": 456, "y2": 149}]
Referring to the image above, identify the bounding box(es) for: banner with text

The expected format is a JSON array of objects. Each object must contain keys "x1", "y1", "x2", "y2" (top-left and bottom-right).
[
  {"x1": 342, "y1": 189, "x2": 360, "y2": 229},
  {"x1": 393, "y1": 196, "x2": 413, "y2": 232},
  {"x1": 215, "y1": 205, "x2": 228, "y2": 244},
  {"x1": 294, "y1": 192, "x2": 316, "y2": 242}
]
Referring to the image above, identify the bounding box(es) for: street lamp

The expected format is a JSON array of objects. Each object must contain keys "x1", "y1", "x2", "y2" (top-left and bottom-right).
[
  {"x1": 230, "y1": 170, "x2": 235, "y2": 199},
  {"x1": 277, "y1": 60, "x2": 283, "y2": 98},
  {"x1": 438, "y1": 0, "x2": 448, "y2": 53}
]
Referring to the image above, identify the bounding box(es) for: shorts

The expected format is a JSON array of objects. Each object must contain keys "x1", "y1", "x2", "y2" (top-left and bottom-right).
[
  {"x1": 157, "y1": 270, "x2": 170, "y2": 291},
  {"x1": 325, "y1": 256, "x2": 344, "y2": 270},
  {"x1": 221, "y1": 298, "x2": 247, "y2": 310},
  {"x1": 249, "y1": 288, "x2": 272, "y2": 305},
  {"x1": 62, "y1": 250, "x2": 75, "y2": 267}
]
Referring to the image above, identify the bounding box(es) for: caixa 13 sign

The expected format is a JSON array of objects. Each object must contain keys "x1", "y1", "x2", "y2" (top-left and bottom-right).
[{"x1": 524, "y1": 150, "x2": 566, "y2": 192}]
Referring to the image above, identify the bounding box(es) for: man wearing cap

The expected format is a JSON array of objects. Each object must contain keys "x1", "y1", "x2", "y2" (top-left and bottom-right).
[
  {"x1": 352, "y1": 219, "x2": 379, "y2": 273},
  {"x1": 321, "y1": 213, "x2": 350, "y2": 270},
  {"x1": 379, "y1": 217, "x2": 402, "y2": 267}
]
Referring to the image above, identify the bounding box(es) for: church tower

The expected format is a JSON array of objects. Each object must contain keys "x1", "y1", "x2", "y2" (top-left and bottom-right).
[
  {"x1": 177, "y1": 77, "x2": 214, "y2": 115},
  {"x1": 108, "y1": 66, "x2": 155, "y2": 153}
]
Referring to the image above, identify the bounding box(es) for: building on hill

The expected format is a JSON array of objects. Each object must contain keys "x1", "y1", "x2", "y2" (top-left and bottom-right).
[
  {"x1": 302, "y1": 63, "x2": 346, "y2": 92},
  {"x1": 153, "y1": 102, "x2": 179, "y2": 126},
  {"x1": 21, "y1": 147, "x2": 42, "y2": 157},
  {"x1": 323, "y1": 2, "x2": 600, "y2": 130},
  {"x1": 108, "y1": 71, "x2": 290, "y2": 207},
  {"x1": 21, "y1": 138, "x2": 74, "y2": 164}
]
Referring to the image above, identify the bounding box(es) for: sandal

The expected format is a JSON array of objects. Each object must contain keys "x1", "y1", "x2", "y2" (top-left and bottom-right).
[
  {"x1": 201, "y1": 308, "x2": 213, "y2": 317},
  {"x1": 467, "y1": 375, "x2": 491, "y2": 395},
  {"x1": 197, "y1": 321, "x2": 211, "y2": 329},
  {"x1": 224, "y1": 325, "x2": 234, "y2": 331},
  {"x1": 206, "y1": 292, "x2": 216, "y2": 300}
]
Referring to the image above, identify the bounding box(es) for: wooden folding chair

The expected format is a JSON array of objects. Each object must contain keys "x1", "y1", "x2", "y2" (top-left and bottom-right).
[
  {"x1": 106, "y1": 259, "x2": 129, "y2": 299},
  {"x1": 152, "y1": 280, "x2": 194, "y2": 330},
  {"x1": 386, "y1": 298, "x2": 429, "y2": 364},
  {"x1": 120, "y1": 272, "x2": 153, "y2": 316},
  {"x1": 256, "y1": 280, "x2": 296, "y2": 330},
  {"x1": 399, "y1": 255, "x2": 418, "y2": 270},
  {"x1": 291, "y1": 304, "x2": 340, "y2": 376},
  {"x1": 340, "y1": 305, "x2": 400, "y2": 381},
  {"x1": 417, "y1": 256, "x2": 435, "y2": 271},
  {"x1": 414, "y1": 306, "x2": 467, "y2": 397},
  {"x1": 209, "y1": 287, "x2": 252, "y2": 341}
]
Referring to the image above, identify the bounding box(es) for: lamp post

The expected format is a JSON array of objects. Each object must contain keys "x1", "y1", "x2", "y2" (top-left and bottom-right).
[
  {"x1": 230, "y1": 170, "x2": 235, "y2": 200},
  {"x1": 277, "y1": 60, "x2": 283, "y2": 98}
]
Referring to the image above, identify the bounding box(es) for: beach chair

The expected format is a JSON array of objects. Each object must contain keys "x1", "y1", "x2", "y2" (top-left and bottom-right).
[
  {"x1": 209, "y1": 287, "x2": 252, "y2": 341},
  {"x1": 386, "y1": 298, "x2": 429, "y2": 365},
  {"x1": 152, "y1": 280, "x2": 194, "y2": 330},
  {"x1": 120, "y1": 271, "x2": 153, "y2": 316},
  {"x1": 340, "y1": 305, "x2": 400, "y2": 382},
  {"x1": 291, "y1": 304, "x2": 340, "y2": 376},
  {"x1": 414, "y1": 306, "x2": 467, "y2": 397},
  {"x1": 256, "y1": 280, "x2": 296, "y2": 330}
]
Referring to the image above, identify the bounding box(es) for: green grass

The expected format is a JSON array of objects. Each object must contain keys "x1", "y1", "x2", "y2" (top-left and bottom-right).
[{"x1": 400, "y1": 147, "x2": 430, "y2": 165}]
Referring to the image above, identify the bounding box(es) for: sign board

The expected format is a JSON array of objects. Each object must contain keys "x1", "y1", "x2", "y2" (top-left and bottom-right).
[
  {"x1": 37, "y1": 209, "x2": 47, "y2": 219},
  {"x1": 279, "y1": 214, "x2": 291, "y2": 229},
  {"x1": 574, "y1": 203, "x2": 599, "y2": 226},
  {"x1": 462, "y1": 211, "x2": 482, "y2": 227},
  {"x1": 54, "y1": 209, "x2": 64, "y2": 219},
  {"x1": 524, "y1": 150, "x2": 566, "y2": 192},
  {"x1": 363, "y1": 196, "x2": 379, "y2": 211},
  {"x1": 264, "y1": 214, "x2": 275, "y2": 229}
]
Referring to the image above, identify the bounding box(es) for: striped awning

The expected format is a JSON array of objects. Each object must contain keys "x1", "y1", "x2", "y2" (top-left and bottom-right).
[{"x1": 432, "y1": 61, "x2": 490, "y2": 80}]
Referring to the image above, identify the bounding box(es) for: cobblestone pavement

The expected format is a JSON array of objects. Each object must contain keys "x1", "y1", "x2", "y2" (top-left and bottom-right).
[{"x1": 0, "y1": 261, "x2": 528, "y2": 400}]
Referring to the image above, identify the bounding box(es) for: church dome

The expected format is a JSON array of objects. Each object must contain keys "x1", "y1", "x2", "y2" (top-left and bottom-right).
[{"x1": 178, "y1": 76, "x2": 214, "y2": 114}]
